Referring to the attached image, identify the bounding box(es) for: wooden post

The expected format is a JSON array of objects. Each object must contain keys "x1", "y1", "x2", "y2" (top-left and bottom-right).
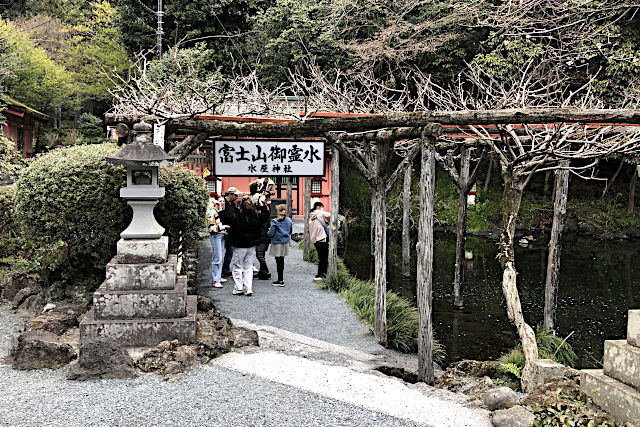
[
  {"x1": 544, "y1": 165, "x2": 569, "y2": 331},
  {"x1": 629, "y1": 168, "x2": 638, "y2": 211},
  {"x1": 372, "y1": 140, "x2": 392, "y2": 347},
  {"x1": 417, "y1": 132, "x2": 436, "y2": 384},
  {"x1": 286, "y1": 177, "x2": 293, "y2": 217},
  {"x1": 303, "y1": 177, "x2": 312, "y2": 262},
  {"x1": 370, "y1": 203, "x2": 376, "y2": 257},
  {"x1": 328, "y1": 146, "x2": 340, "y2": 276},
  {"x1": 484, "y1": 154, "x2": 493, "y2": 193},
  {"x1": 453, "y1": 146, "x2": 470, "y2": 309},
  {"x1": 402, "y1": 164, "x2": 413, "y2": 278}
]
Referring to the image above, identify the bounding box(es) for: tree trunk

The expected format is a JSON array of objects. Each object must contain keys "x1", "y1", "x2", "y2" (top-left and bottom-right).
[
  {"x1": 402, "y1": 164, "x2": 413, "y2": 278},
  {"x1": 602, "y1": 160, "x2": 624, "y2": 197},
  {"x1": 544, "y1": 166, "x2": 570, "y2": 331},
  {"x1": 328, "y1": 147, "x2": 340, "y2": 277},
  {"x1": 372, "y1": 181, "x2": 388, "y2": 347},
  {"x1": 453, "y1": 146, "x2": 470, "y2": 309},
  {"x1": 303, "y1": 177, "x2": 312, "y2": 262},
  {"x1": 484, "y1": 154, "x2": 493, "y2": 193},
  {"x1": 543, "y1": 171, "x2": 552, "y2": 195},
  {"x1": 417, "y1": 134, "x2": 436, "y2": 384},
  {"x1": 500, "y1": 178, "x2": 538, "y2": 390},
  {"x1": 629, "y1": 168, "x2": 638, "y2": 211}
]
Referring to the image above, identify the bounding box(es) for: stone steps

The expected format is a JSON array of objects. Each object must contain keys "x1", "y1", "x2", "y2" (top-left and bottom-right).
[
  {"x1": 580, "y1": 309, "x2": 640, "y2": 425},
  {"x1": 80, "y1": 295, "x2": 197, "y2": 347},
  {"x1": 581, "y1": 369, "x2": 640, "y2": 425},
  {"x1": 93, "y1": 276, "x2": 187, "y2": 320},
  {"x1": 603, "y1": 339, "x2": 640, "y2": 390}
]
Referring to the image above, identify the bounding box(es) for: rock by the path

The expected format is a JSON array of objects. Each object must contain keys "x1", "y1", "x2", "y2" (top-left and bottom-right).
[
  {"x1": 231, "y1": 327, "x2": 259, "y2": 348},
  {"x1": 10, "y1": 330, "x2": 76, "y2": 370},
  {"x1": 196, "y1": 295, "x2": 214, "y2": 312},
  {"x1": 136, "y1": 340, "x2": 198, "y2": 378},
  {"x1": 1, "y1": 271, "x2": 39, "y2": 301},
  {"x1": 67, "y1": 338, "x2": 137, "y2": 380},
  {"x1": 484, "y1": 386, "x2": 521, "y2": 411},
  {"x1": 492, "y1": 405, "x2": 535, "y2": 427},
  {"x1": 11, "y1": 286, "x2": 40, "y2": 309},
  {"x1": 26, "y1": 303, "x2": 87, "y2": 336}
]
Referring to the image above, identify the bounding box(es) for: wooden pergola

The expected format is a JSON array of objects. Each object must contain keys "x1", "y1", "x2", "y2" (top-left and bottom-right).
[{"x1": 106, "y1": 107, "x2": 640, "y2": 386}]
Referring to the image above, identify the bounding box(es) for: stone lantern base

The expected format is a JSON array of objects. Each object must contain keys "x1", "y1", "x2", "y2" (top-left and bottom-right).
[{"x1": 79, "y1": 236, "x2": 196, "y2": 346}]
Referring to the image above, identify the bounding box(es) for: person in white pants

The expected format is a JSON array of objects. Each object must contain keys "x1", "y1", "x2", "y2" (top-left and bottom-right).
[
  {"x1": 231, "y1": 247, "x2": 256, "y2": 295},
  {"x1": 220, "y1": 197, "x2": 270, "y2": 296}
]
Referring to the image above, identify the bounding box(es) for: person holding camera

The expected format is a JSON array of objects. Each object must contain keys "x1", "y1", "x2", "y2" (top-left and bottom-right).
[{"x1": 309, "y1": 201, "x2": 330, "y2": 281}]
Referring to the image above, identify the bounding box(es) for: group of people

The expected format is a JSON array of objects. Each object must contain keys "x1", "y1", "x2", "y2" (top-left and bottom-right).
[{"x1": 207, "y1": 176, "x2": 331, "y2": 296}]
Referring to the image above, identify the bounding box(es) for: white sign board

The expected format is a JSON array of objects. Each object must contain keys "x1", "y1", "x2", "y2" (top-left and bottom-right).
[
  {"x1": 153, "y1": 124, "x2": 165, "y2": 148},
  {"x1": 214, "y1": 140, "x2": 325, "y2": 176}
]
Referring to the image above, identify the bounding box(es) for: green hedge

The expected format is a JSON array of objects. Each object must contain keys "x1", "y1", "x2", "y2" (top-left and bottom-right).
[
  {"x1": 0, "y1": 185, "x2": 22, "y2": 258},
  {"x1": 14, "y1": 143, "x2": 208, "y2": 284}
]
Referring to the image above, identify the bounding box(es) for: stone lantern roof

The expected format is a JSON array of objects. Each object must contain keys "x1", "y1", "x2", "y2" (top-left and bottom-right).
[{"x1": 105, "y1": 121, "x2": 175, "y2": 167}]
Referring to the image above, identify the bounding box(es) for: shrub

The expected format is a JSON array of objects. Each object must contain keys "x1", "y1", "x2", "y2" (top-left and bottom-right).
[
  {"x1": 15, "y1": 143, "x2": 129, "y2": 283},
  {"x1": 0, "y1": 185, "x2": 22, "y2": 257},
  {"x1": 156, "y1": 166, "x2": 209, "y2": 253},
  {"x1": 15, "y1": 143, "x2": 209, "y2": 285},
  {"x1": 0, "y1": 134, "x2": 24, "y2": 182},
  {"x1": 498, "y1": 326, "x2": 577, "y2": 382},
  {"x1": 77, "y1": 113, "x2": 103, "y2": 137}
]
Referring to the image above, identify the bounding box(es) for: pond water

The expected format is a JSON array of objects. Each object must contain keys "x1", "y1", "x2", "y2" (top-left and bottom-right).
[{"x1": 341, "y1": 230, "x2": 640, "y2": 368}]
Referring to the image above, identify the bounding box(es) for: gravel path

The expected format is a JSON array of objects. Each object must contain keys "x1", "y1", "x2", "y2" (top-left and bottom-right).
[
  {"x1": 198, "y1": 229, "x2": 382, "y2": 354},
  {"x1": 0, "y1": 361, "x2": 420, "y2": 427}
]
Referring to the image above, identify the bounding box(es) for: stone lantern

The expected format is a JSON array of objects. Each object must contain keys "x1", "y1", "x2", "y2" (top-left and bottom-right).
[
  {"x1": 79, "y1": 121, "x2": 196, "y2": 347},
  {"x1": 106, "y1": 121, "x2": 174, "y2": 239}
]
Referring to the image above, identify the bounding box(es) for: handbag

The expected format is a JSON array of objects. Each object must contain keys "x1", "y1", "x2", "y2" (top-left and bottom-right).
[{"x1": 316, "y1": 218, "x2": 330, "y2": 239}]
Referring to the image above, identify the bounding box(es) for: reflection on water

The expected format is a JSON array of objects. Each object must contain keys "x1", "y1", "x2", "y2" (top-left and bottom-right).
[{"x1": 341, "y1": 230, "x2": 640, "y2": 368}]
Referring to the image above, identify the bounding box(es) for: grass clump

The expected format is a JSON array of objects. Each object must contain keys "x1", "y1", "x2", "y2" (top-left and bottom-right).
[{"x1": 498, "y1": 326, "x2": 577, "y2": 381}]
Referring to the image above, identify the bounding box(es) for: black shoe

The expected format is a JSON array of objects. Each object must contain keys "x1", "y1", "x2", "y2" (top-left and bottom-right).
[{"x1": 257, "y1": 273, "x2": 270, "y2": 280}]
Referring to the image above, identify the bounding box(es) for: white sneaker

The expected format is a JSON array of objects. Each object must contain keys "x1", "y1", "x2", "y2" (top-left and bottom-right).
[
  {"x1": 213, "y1": 282, "x2": 223, "y2": 288},
  {"x1": 220, "y1": 278, "x2": 228, "y2": 283},
  {"x1": 313, "y1": 276, "x2": 323, "y2": 282},
  {"x1": 244, "y1": 290, "x2": 253, "y2": 296},
  {"x1": 232, "y1": 289, "x2": 243, "y2": 295}
]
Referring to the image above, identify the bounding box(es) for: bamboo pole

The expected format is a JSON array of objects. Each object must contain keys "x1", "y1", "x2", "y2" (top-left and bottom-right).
[
  {"x1": 303, "y1": 177, "x2": 312, "y2": 262},
  {"x1": 544, "y1": 163, "x2": 570, "y2": 331},
  {"x1": 402, "y1": 164, "x2": 413, "y2": 278},
  {"x1": 286, "y1": 177, "x2": 293, "y2": 218},
  {"x1": 328, "y1": 146, "x2": 340, "y2": 277},
  {"x1": 417, "y1": 132, "x2": 436, "y2": 384}
]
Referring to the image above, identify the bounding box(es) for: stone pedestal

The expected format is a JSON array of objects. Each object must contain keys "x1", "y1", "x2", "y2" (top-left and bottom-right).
[
  {"x1": 80, "y1": 237, "x2": 196, "y2": 347},
  {"x1": 581, "y1": 309, "x2": 640, "y2": 425}
]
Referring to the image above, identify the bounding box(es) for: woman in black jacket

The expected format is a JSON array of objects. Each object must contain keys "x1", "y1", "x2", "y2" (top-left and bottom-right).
[{"x1": 226, "y1": 199, "x2": 270, "y2": 296}]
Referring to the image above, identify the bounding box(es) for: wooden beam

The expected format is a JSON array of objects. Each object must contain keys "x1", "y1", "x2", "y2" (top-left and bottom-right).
[
  {"x1": 401, "y1": 164, "x2": 413, "y2": 279},
  {"x1": 328, "y1": 146, "x2": 340, "y2": 277},
  {"x1": 106, "y1": 108, "x2": 640, "y2": 134}
]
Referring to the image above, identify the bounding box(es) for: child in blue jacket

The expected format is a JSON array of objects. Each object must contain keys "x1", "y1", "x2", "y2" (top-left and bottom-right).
[{"x1": 267, "y1": 204, "x2": 293, "y2": 286}]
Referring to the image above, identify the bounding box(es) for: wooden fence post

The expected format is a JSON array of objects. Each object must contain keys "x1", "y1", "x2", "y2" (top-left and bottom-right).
[
  {"x1": 544, "y1": 163, "x2": 570, "y2": 331},
  {"x1": 328, "y1": 146, "x2": 340, "y2": 276},
  {"x1": 417, "y1": 132, "x2": 436, "y2": 384},
  {"x1": 453, "y1": 146, "x2": 470, "y2": 309},
  {"x1": 402, "y1": 164, "x2": 413, "y2": 278},
  {"x1": 303, "y1": 177, "x2": 312, "y2": 262}
]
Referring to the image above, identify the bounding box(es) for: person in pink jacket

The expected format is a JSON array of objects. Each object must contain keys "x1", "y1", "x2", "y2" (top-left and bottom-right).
[{"x1": 309, "y1": 202, "x2": 331, "y2": 281}]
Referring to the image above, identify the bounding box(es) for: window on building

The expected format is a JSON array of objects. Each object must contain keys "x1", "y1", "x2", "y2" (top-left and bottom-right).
[
  {"x1": 16, "y1": 128, "x2": 24, "y2": 153},
  {"x1": 311, "y1": 178, "x2": 322, "y2": 195},
  {"x1": 206, "y1": 179, "x2": 217, "y2": 194}
]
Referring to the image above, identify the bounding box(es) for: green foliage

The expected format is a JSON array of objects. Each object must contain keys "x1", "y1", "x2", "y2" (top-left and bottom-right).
[
  {"x1": 0, "y1": 133, "x2": 25, "y2": 182},
  {"x1": 0, "y1": 17, "x2": 74, "y2": 113},
  {"x1": 498, "y1": 326, "x2": 577, "y2": 383},
  {"x1": 77, "y1": 113, "x2": 103, "y2": 138},
  {"x1": 156, "y1": 166, "x2": 209, "y2": 253},
  {"x1": 14, "y1": 143, "x2": 129, "y2": 282},
  {"x1": 310, "y1": 249, "x2": 445, "y2": 361},
  {"x1": 14, "y1": 143, "x2": 208, "y2": 285},
  {"x1": 0, "y1": 185, "x2": 23, "y2": 258},
  {"x1": 532, "y1": 399, "x2": 616, "y2": 427}
]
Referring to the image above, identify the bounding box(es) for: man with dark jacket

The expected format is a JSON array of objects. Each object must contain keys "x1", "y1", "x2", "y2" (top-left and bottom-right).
[
  {"x1": 219, "y1": 187, "x2": 242, "y2": 276},
  {"x1": 223, "y1": 198, "x2": 270, "y2": 296}
]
